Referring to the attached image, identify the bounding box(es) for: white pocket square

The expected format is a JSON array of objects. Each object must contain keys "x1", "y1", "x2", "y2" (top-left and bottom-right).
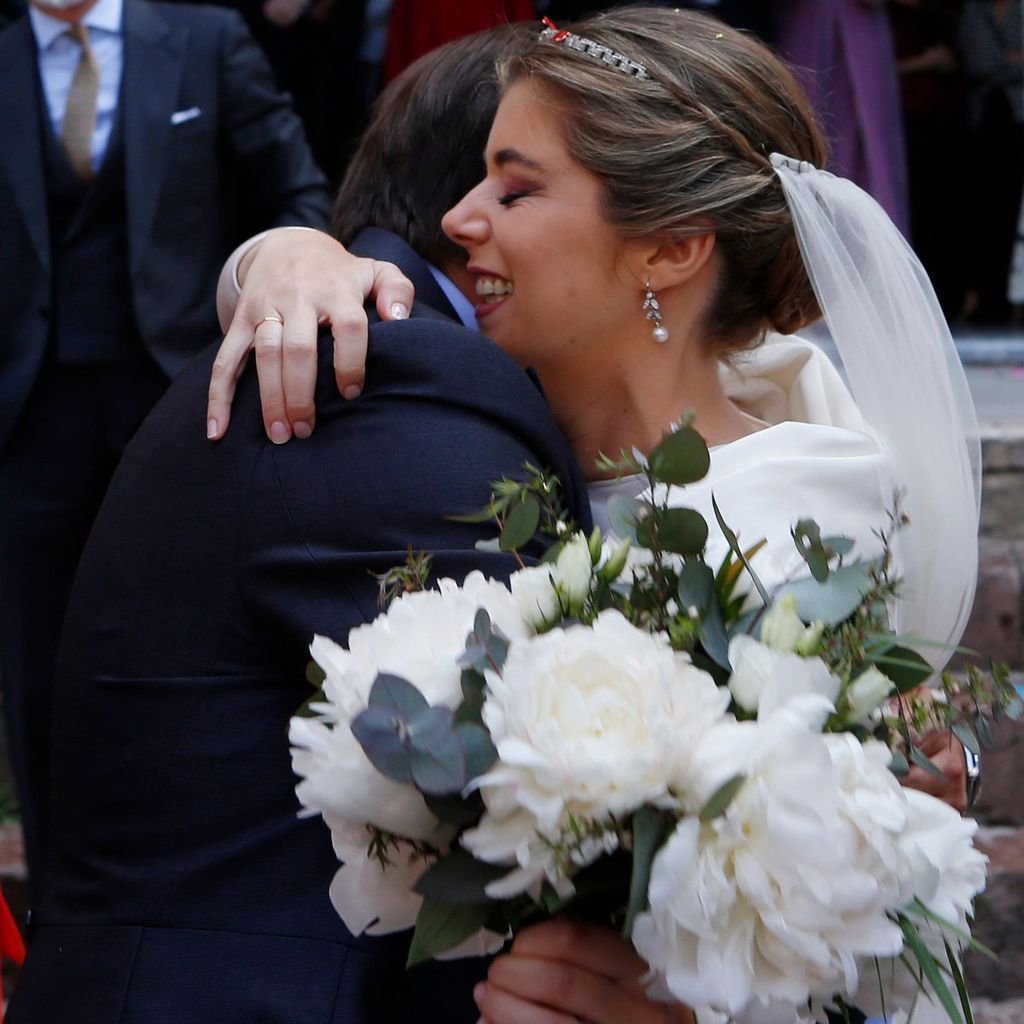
[{"x1": 170, "y1": 106, "x2": 201, "y2": 125}]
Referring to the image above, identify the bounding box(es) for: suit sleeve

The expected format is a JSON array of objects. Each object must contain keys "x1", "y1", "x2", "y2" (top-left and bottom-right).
[
  {"x1": 236, "y1": 342, "x2": 567, "y2": 662},
  {"x1": 216, "y1": 10, "x2": 332, "y2": 232}
]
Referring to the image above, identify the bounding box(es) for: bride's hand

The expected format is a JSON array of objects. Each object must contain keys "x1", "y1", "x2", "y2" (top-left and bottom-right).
[
  {"x1": 473, "y1": 920, "x2": 693, "y2": 1024},
  {"x1": 899, "y1": 727, "x2": 969, "y2": 814},
  {"x1": 206, "y1": 228, "x2": 415, "y2": 443}
]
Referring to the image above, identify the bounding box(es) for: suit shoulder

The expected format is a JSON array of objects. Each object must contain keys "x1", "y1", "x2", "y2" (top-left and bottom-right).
[{"x1": 146, "y1": 0, "x2": 243, "y2": 33}]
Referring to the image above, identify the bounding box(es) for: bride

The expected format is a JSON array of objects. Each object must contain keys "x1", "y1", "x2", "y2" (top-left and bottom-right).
[{"x1": 210, "y1": 9, "x2": 980, "y2": 1023}]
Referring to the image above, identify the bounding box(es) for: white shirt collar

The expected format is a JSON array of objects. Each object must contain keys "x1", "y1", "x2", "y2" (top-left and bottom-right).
[{"x1": 30, "y1": 0, "x2": 124, "y2": 51}]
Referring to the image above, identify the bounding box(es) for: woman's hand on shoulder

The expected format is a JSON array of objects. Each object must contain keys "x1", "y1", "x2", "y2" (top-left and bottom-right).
[
  {"x1": 473, "y1": 920, "x2": 693, "y2": 1024},
  {"x1": 206, "y1": 227, "x2": 415, "y2": 444}
]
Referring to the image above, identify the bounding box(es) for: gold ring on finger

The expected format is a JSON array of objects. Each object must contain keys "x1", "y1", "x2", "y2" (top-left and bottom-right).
[{"x1": 254, "y1": 315, "x2": 284, "y2": 328}]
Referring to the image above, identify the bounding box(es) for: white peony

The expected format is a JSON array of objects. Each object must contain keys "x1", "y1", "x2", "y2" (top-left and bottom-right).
[
  {"x1": 290, "y1": 571, "x2": 531, "y2": 944},
  {"x1": 461, "y1": 610, "x2": 729, "y2": 898},
  {"x1": 727, "y1": 634, "x2": 840, "y2": 726},
  {"x1": 854, "y1": 787, "x2": 987, "y2": 1020},
  {"x1": 632, "y1": 709, "x2": 908, "y2": 1020}
]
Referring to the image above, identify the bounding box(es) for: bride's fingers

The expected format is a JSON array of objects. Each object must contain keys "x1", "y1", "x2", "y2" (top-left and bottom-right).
[
  {"x1": 329, "y1": 302, "x2": 370, "y2": 401},
  {"x1": 207, "y1": 315, "x2": 256, "y2": 440},
  {"x1": 511, "y1": 920, "x2": 649, "y2": 982},
  {"x1": 485, "y1": 957, "x2": 665, "y2": 1024},
  {"x1": 473, "y1": 979, "x2": 578, "y2": 1024},
  {"x1": 276, "y1": 305, "x2": 320, "y2": 438},
  {"x1": 371, "y1": 260, "x2": 415, "y2": 324},
  {"x1": 253, "y1": 314, "x2": 289, "y2": 443}
]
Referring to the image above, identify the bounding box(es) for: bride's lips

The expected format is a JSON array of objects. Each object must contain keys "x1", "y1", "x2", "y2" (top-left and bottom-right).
[{"x1": 469, "y1": 268, "x2": 515, "y2": 320}]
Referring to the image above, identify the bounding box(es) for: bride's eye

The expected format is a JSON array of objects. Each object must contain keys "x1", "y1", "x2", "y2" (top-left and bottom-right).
[{"x1": 497, "y1": 190, "x2": 533, "y2": 207}]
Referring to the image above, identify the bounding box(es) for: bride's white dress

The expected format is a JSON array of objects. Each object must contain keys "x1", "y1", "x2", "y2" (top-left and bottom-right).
[{"x1": 588, "y1": 334, "x2": 896, "y2": 592}]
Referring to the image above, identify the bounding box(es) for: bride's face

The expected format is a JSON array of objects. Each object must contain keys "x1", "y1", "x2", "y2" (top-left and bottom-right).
[{"x1": 442, "y1": 81, "x2": 641, "y2": 375}]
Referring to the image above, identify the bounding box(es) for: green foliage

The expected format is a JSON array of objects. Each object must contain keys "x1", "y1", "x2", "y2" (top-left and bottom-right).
[
  {"x1": 623, "y1": 807, "x2": 674, "y2": 936},
  {"x1": 374, "y1": 549, "x2": 433, "y2": 607},
  {"x1": 699, "y1": 774, "x2": 746, "y2": 823},
  {"x1": 406, "y1": 898, "x2": 495, "y2": 967}
]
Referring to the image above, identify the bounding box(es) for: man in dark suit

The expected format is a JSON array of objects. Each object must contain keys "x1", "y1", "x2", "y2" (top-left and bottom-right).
[
  {"x1": 0, "y1": 0, "x2": 330, "y2": 898},
  {"x1": 7, "y1": 27, "x2": 590, "y2": 1023}
]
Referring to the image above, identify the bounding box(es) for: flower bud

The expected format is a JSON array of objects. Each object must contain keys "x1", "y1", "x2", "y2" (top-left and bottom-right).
[
  {"x1": 555, "y1": 532, "x2": 593, "y2": 612},
  {"x1": 599, "y1": 538, "x2": 632, "y2": 584},
  {"x1": 587, "y1": 526, "x2": 603, "y2": 566},
  {"x1": 761, "y1": 594, "x2": 824, "y2": 656},
  {"x1": 843, "y1": 667, "x2": 895, "y2": 724}
]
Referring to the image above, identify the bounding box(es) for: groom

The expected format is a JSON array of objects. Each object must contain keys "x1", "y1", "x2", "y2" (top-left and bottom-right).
[{"x1": 8, "y1": 26, "x2": 589, "y2": 1024}]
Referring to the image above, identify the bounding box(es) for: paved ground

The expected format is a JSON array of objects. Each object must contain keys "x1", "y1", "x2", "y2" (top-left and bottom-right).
[{"x1": 967, "y1": 365, "x2": 1024, "y2": 433}]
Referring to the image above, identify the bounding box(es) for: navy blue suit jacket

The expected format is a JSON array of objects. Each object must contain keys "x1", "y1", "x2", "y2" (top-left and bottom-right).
[
  {"x1": 8, "y1": 229, "x2": 589, "y2": 1023},
  {"x1": 0, "y1": 0, "x2": 330, "y2": 452}
]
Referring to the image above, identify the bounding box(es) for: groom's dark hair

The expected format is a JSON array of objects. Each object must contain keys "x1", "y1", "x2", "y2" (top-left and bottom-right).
[{"x1": 331, "y1": 23, "x2": 532, "y2": 269}]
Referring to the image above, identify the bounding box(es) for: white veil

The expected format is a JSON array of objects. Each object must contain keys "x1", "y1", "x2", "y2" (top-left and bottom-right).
[{"x1": 771, "y1": 154, "x2": 981, "y2": 661}]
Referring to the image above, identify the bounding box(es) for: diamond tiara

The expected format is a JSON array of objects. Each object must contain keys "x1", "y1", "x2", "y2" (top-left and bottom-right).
[{"x1": 539, "y1": 19, "x2": 651, "y2": 81}]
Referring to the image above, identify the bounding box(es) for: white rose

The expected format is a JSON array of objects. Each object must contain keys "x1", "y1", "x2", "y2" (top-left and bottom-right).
[
  {"x1": 633, "y1": 710, "x2": 906, "y2": 1018},
  {"x1": 841, "y1": 667, "x2": 894, "y2": 725},
  {"x1": 761, "y1": 594, "x2": 824, "y2": 655},
  {"x1": 510, "y1": 565, "x2": 560, "y2": 627},
  {"x1": 461, "y1": 610, "x2": 728, "y2": 898},
  {"x1": 727, "y1": 635, "x2": 840, "y2": 726},
  {"x1": 291, "y1": 571, "x2": 531, "y2": 841}
]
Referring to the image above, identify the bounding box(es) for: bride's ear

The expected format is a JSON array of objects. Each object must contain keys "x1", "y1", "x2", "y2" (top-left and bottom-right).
[{"x1": 633, "y1": 230, "x2": 717, "y2": 292}]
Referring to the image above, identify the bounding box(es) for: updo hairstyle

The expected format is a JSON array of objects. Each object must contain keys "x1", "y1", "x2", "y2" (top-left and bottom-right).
[{"x1": 501, "y1": 8, "x2": 827, "y2": 353}]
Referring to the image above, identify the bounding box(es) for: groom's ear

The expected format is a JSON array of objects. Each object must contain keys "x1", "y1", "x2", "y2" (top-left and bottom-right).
[{"x1": 636, "y1": 228, "x2": 717, "y2": 292}]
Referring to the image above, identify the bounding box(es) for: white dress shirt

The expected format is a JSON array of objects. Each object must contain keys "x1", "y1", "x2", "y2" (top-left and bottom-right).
[{"x1": 29, "y1": 0, "x2": 125, "y2": 174}]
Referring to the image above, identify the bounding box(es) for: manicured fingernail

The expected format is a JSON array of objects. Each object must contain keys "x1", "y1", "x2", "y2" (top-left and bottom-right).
[
  {"x1": 343, "y1": 384, "x2": 362, "y2": 400},
  {"x1": 293, "y1": 421, "x2": 312, "y2": 439},
  {"x1": 390, "y1": 302, "x2": 408, "y2": 320},
  {"x1": 207, "y1": 418, "x2": 218, "y2": 439},
  {"x1": 473, "y1": 983, "x2": 486, "y2": 1007},
  {"x1": 269, "y1": 421, "x2": 289, "y2": 444}
]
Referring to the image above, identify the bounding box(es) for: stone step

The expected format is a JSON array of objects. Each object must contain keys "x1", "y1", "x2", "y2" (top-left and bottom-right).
[{"x1": 969, "y1": 826, "x2": 1024, "y2": 1001}]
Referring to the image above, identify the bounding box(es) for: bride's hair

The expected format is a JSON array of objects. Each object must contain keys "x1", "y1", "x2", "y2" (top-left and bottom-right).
[{"x1": 501, "y1": 8, "x2": 827, "y2": 354}]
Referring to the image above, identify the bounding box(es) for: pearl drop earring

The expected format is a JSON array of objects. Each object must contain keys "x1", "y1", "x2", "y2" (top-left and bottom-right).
[{"x1": 643, "y1": 280, "x2": 669, "y2": 344}]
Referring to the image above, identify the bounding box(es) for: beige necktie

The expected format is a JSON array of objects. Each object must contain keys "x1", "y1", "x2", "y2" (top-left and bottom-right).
[{"x1": 60, "y1": 22, "x2": 100, "y2": 181}]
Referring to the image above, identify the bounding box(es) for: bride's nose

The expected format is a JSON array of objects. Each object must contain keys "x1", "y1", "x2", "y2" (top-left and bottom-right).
[{"x1": 442, "y1": 183, "x2": 489, "y2": 249}]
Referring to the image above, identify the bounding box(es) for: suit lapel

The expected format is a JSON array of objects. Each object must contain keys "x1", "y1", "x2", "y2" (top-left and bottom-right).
[
  {"x1": 0, "y1": 19, "x2": 50, "y2": 271},
  {"x1": 122, "y1": 0, "x2": 185, "y2": 270}
]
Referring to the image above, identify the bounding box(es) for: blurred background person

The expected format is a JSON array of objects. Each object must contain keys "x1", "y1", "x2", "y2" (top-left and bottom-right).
[
  {"x1": 777, "y1": 0, "x2": 911, "y2": 233},
  {"x1": 958, "y1": 0, "x2": 1024, "y2": 324}
]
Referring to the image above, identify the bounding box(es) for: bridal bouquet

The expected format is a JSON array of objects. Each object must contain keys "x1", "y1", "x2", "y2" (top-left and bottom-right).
[{"x1": 290, "y1": 421, "x2": 1020, "y2": 1024}]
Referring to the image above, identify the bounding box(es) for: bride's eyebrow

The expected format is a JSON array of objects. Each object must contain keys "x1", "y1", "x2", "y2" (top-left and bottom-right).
[{"x1": 493, "y1": 148, "x2": 545, "y2": 173}]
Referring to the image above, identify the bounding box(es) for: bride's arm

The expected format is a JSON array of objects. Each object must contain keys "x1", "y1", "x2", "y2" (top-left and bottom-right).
[
  {"x1": 207, "y1": 227, "x2": 416, "y2": 442},
  {"x1": 475, "y1": 921, "x2": 693, "y2": 1024}
]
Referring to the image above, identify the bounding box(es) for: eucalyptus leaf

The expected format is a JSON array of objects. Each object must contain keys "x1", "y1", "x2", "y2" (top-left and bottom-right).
[
  {"x1": 368, "y1": 672, "x2": 430, "y2": 721},
  {"x1": 699, "y1": 601, "x2": 732, "y2": 671},
  {"x1": 773, "y1": 560, "x2": 879, "y2": 627},
  {"x1": 408, "y1": 706, "x2": 467, "y2": 796},
  {"x1": 637, "y1": 507, "x2": 708, "y2": 556},
  {"x1": 974, "y1": 712, "x2": 995, "y2": 750},
  {"x1": 406, "y1": 898, "x2": 495, "y2": 968},
  {"x1": 455, "y1": 669, "x2": 486, "y2": 725},
  {"x1": 889, "y1": 748, "x2": 910, "y2": 776},
  {"x1": 951, "y1": 720, "x2": 980, "y2": 756},
  {"x1": 649, "y1": 425, "x2": 710, "y2": 485},
  {"x1": 823, "y1": 535, "x2": 855, "y2": 557},
  {"x1": 457, "y1": 721, "x2": 498, "y2": 780},
  {"x1": 607, "y1": 494, "x2": 643, "y2": 541},
  {"x1": 870, "y1": 645, "x2": 933, "y2": 694},
  {"x1": 909, "y1": 745, "x2": 947, "y2": 782},
  {"x1": 474, "y1": 538, "x2": 503, "y2": 554},
  {"x1": 424, "y1": 791, "x2": 484, "y2": 827},
  {"x1": 413, "y1": 848, "x2": 509, "y2": 903},
  {"x1": 678, "y1": 560, "x2": 715, "y2": 612},
  {"x1": 1004, "y1": 688, "x2": 1024, "y2": 721},
  {"x1": 898, "y1": 914, "x2": 963, "y2": 1024},
  {"x1": 624, "y1": 807, "x2": 671, "y2": 936},
  {"x1": 699, "y1": 774, "x2": 745, "y2": 823},
  {"x1": 500, "y1": 498, "x2": 541, "y2": 552},
  {"x1": 351, "y1": 706, "x2": 414, "y2": 783}
]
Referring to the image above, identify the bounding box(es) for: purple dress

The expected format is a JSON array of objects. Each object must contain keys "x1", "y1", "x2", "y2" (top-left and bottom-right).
[{"x1": 778, "y1": 0, "x2": 911, "y2": 235}]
